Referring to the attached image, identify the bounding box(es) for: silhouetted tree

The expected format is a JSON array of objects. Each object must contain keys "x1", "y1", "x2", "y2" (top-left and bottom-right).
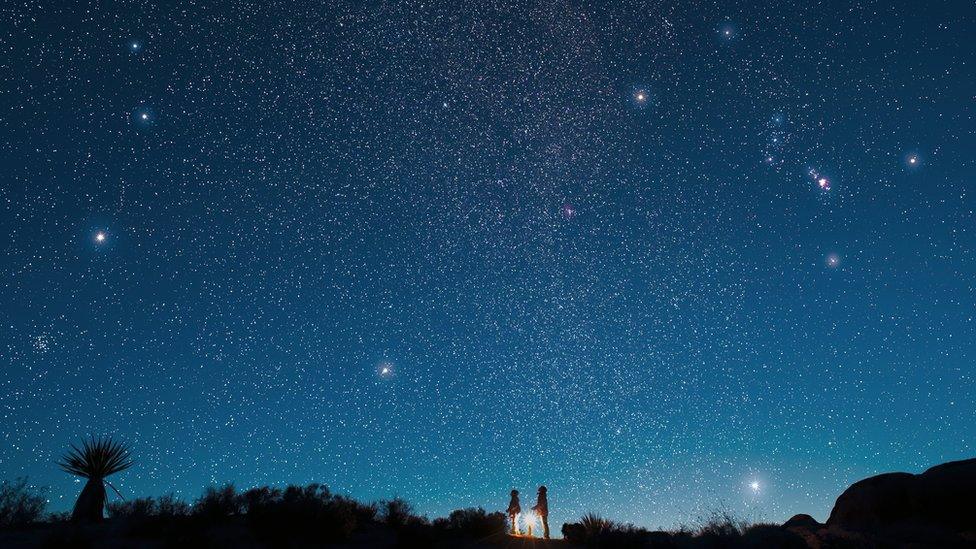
[{"x1": 58, "y1": 436, "x2": 133, "y2": 522}]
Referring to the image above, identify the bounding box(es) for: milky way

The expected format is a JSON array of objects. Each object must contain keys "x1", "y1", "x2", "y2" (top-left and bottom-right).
[{"x1": 1, "y1": 0, "x2": 974, "y2": 530}]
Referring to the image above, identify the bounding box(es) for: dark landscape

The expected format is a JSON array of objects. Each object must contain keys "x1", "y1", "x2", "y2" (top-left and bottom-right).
[{"x1": 2, "y1": 453, "x2": 974, "y2": 547}]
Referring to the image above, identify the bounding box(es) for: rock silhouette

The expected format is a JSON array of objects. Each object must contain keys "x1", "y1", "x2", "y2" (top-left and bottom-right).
[
  {"x1": 783, "y1": 513, "x2": 821, "y2": 530},
  {"x1": 826, "y1": 457, "x2": 976, "y2": 535}
]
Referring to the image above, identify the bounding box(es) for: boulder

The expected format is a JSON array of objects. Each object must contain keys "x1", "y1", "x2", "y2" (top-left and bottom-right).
[
  {"x1": 826, "y1": 458, "x2": 976, "y2": 534},
  {"x1": 783, "y1": 513, "x2": 822, "y2": 531}
]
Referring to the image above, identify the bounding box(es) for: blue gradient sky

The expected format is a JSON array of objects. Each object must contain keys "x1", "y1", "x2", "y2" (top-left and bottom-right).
[{"x1": 1, "y1": 0, "x2": 973, "y2": 530}]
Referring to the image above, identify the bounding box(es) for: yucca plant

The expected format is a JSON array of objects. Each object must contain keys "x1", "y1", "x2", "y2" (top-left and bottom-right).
[{"x1": 58, "y1": 436, "x2": 133, "y2": 522}]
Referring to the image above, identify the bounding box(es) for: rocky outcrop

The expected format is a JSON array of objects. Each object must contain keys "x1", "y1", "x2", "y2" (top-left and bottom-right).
[
  {"x1": 782, "y1": 514, "x2": 824, "y2": 549},
  {"x1": 826, "y1": 458, "x2": 976, "y2": 534},
  {"x1": 783, "y1": 514, "x2": 822, "y2": 531}
]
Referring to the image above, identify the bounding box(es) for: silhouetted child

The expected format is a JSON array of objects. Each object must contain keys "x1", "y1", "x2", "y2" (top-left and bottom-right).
[
  {"x1": 507, "y1": 489, "x2": 521, "y2": 534},
  {"x1": 532, "y1": 485, "x2": 549, "y2": 539}
]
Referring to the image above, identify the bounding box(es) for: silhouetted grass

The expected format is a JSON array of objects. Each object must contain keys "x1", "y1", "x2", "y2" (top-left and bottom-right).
[{"x1": 562, "y1": 510, "x2": 808, "y2": 548}]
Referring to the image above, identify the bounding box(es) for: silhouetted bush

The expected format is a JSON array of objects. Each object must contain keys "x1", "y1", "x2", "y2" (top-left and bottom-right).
[
  {"x1": 0, "y1": 478, "x2": 47, "y2": 528},
  {"x1": 582, "y1": 512, "x2": 615, "y2": 538},
  {"x1": 376, "y1": 498, "x2": 433, "y2": 547},
  {"x1": 244, "y1": 483, "x2": 357, "y2": 543},
  {"x1": 45, "y1": 511, "x2": 72, "y2": 523},
  {"x1": 695, "y1": 510, "x2": 747, "y2": 539},
  {"x1": 333, "y1": 494, "x2": 378, "y2": 524},
  {"x1": 380, "y1": 497, "x2": 419, "y2": 528},
  {"x1": 105, "y1": 494, "x2": 190, "y2": 520},
  {"x1": 563, "y1": 515, "x2": 662, "y2": 547},
  {"x1": 563, "y1": 521, "x2": 585, "y2": 542},
  {"x1": 239, "y1": 486, "x2": 281, "y2": 514},
  {"x1": 563, "y1": 512, "x2": 622, "y2": 545},
  {"x1": 193, "y1": 483, "x2": 241, "y2": 519},
  {"x1": 156, "y1": 494, "x2": 191, "y2": 517},
  {"x1": 437, "y1": 507, "x2": 507, "y2": 538},
  {"x1": 395, "y1": 515, "x2": 434, "y2": 547},
  {"x1": 92, "y1": 484, "x2": 376, "y2": 545},
  {"x1": 106, "y1": 497, "x2": 157, "y2": 519}
]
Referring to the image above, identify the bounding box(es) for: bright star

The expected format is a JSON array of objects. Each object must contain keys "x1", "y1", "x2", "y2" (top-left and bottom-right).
[
  {"x1": 718, "y1": 23, "x2": 738, "y2": 41},
  {"x1": 133, "y1": 108, "x2": 155, "y2": 125},
  {"x1": 95, "y1": 232, "x2": 107, "y2": 243},
  {"x1": 903, "y1": 151, "x2": 923, "y2": 169},
  {"x1": 631, "y1": 88, "x2": 651, "y2": 107},
  {"x1": 826, "y1": 253, "x2": 841, "y2": 268},
  {"x1": 750, "y1": 481, "x2": 760, "y2": 492}
]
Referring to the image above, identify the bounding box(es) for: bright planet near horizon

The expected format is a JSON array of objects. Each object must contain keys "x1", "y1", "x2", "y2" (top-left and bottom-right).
[{"x1": 0, "y1": 0, "x2": 973, "y2": 534}]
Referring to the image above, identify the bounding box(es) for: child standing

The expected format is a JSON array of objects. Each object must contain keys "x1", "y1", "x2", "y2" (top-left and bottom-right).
[
  {"x1": 507, "y1": 489, "x2": 521, "y2": 535},
  {"x1": 532, "y1": 485, "x2": 549, "y2": 539}
]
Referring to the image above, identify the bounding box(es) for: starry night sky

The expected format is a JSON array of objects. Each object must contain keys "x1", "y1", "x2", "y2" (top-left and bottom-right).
[{"x1": 1, "y1": 0, "x2": 974, "y2": 530}]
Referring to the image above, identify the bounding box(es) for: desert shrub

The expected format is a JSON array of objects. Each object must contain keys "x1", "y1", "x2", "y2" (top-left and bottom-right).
[
  {"x1": 441, "y1": 507, "x2": 507, "y2": 538},
  {"x1": 395, "y1": 515, "x2": 434, "y2": 547},
  {"x1": 563, "y1": 514, "x2": 662, "y2": 547},
  {"x1": 239, "y1": 486, "x2": 281, "y2": 514},
  {"x1": 578, "y1": 512, "x2": 616, "y2": 544},
  {"x1": 106, "y1": 497, "x2": 157, "y2": 519},
  {"x1": 0, "y1": 477, "x2": 47, "y2": 528},
  {"x1": 333, "y1": 494, "x2": 378, "y2": 524},
  {"x1": 243, "y1": 484, "x2": 357, "y2": 543},
  {"x1": 106, "y1": 494, "x2": 190, "y2": 520},
  {"x1": 46, "y1": 511, "x2": 72, "y2": 523},
  {"x1": 375, "y1": 499, "x2": 432, "y2": 546},
  {"x1": 562, "y1": 521, "x2": 586, "y2": 543},
  {"x1": 380, "y1": 497, "x2": 419, "y2": 528},
  {"x1": 193, "y1": 484, "x2": 241, "y2": 519},
  {"x1": 695, "y1": 510, "x2": 748, "y2": 539},
  {"x1": 109, "y1": 496, "x2": 193, "y2": 540},
  {"x1": 156, "y1": 494, "x2": 190, "y2": 517}
]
